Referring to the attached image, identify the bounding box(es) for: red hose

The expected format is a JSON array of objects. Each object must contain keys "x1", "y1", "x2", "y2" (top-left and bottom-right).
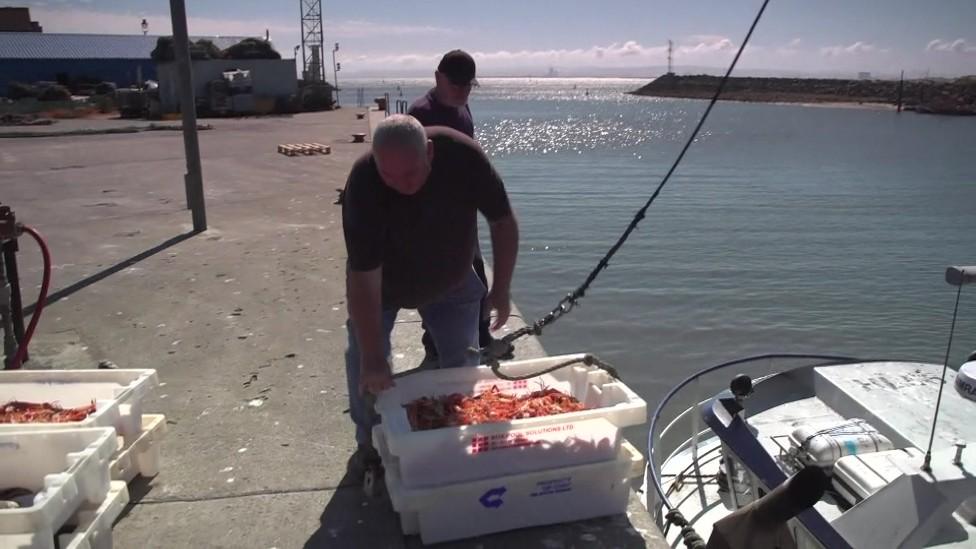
[{"x1": 9, "y1": 226, "x2": 52, "y2": 369}]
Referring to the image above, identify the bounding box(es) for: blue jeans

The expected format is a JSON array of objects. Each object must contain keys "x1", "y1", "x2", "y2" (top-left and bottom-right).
[{"x1": 344, "y1": 268, "x2": 486, "y2": 445}]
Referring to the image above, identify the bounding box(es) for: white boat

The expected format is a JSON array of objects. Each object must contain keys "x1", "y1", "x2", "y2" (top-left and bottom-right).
[{"x1": 642, "y1": 265, "x2": 976, "y2": 548}]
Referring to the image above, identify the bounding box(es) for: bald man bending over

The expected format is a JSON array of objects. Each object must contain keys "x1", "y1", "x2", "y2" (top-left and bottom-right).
[{"x1": 340, "y1": 114, "x2": 519, "y2": 472}]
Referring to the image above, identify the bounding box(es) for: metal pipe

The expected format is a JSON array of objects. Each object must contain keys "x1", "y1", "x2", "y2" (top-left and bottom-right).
[
  {"x1": 2, "y1": 241, "x2": 25, "y2": 354},
  {"x1": 689, "y1": 376, "x2": 707, "y2": 509},
  {"x1": 169, "y1": 0, "x2": 207, "y2": 232},
  {"x1": 725, "y1": 451, "x2": 740, "y2": 509},
  {"x1": 8, "y1": 226, "x2": 51, "y2": 369},
  {"x1": 953, "y1": 441, "x2": 966, "y2": 466},
  {"x1": 298, "y1": 2, "x2": 307, "y2": 80},
  {"x1": 1, "y1": 258, "x2": 16, "y2": 368}
]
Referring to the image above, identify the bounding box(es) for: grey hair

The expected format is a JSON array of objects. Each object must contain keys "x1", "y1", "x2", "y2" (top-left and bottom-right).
[{"x1": 372, "y1": 114, "x2": 428, "y2": 156}]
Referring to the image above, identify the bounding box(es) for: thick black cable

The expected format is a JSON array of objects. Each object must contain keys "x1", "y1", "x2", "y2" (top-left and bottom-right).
[{"x1": 504, "y1": 0, "x2": 773, "y2": 346}]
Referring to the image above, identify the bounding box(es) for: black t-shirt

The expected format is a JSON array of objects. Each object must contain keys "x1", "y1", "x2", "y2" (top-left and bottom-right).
[
  {"x1": 407, "y1": 89, "x2": 474, "y2": 138},
  {"x1": 342, "y1": 127, "x2": 511, "y2": 309}
]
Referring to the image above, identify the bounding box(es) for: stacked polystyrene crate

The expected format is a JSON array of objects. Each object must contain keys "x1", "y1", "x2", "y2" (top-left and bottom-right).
[
  {"x1": 0, "y1": 428, "x2": 124, "y2": 549},
  {"x1": 0, "y1": 369, "x2": 165, "y2": 549},
  {"x1": 373, "y1": 354, "x2": 648, "y2": 545}
]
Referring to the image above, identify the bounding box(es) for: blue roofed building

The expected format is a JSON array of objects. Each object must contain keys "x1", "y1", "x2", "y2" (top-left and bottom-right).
[{"x1": 0, "y1": 32, "x2": 251, "y2": 96}]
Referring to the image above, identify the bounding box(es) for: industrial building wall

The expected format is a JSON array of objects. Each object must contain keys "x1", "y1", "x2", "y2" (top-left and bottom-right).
[
  {"x1": 0, "y1": 58, "x2": 157, "y2": 96},
  {"x1": 157, "y1": 59, "x2": 297, "y2": 112}
]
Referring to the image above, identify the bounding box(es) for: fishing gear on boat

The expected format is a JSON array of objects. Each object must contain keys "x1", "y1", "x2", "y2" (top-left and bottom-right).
[
  {"x1": 483, "y1": 0, "x2": 773, "y2": 368},
  {"x1": 487, "y1": 352, "x2": 619, "y2": 382},
  {"x1": 664, "y1": 509, "x2": 707, "y2": 549}
]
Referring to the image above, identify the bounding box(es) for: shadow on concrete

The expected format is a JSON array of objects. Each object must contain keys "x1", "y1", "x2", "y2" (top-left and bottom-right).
[
  {"x1": 115, "y1": 475, "x2": 157, "y2": 524},
  {"x1": 24, "y1": 230, "x2": 200, "y2": 314},
  {"x1": 304, "y1": 467, "x2": 405, "y2": 549},
  {"x1": 427, "y1": 514, "x2": 651, "y2": 549}
]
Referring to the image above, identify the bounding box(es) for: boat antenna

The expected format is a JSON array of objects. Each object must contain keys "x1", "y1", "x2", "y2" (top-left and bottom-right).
[{"x1": 922, "y1": 266, "x2": 974, "y2": 472}]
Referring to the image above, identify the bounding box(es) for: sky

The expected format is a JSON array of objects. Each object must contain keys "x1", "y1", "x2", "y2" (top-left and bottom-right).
[{"x1": 5, "y1": 0, "x2": 976, "y2": 78}]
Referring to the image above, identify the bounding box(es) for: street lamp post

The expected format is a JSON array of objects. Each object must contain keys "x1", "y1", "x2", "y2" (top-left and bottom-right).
[
  {"x1": 332, "y1": 42, "x2": 340, "y2": 107},
  {"x1": 168, "y1": 0, "x2": 206, "y2": 232}
]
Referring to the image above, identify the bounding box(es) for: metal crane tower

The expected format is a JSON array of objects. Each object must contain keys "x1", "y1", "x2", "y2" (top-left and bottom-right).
[{"x1": 300, "y1": 0, "x2": 326, "y2": 82}]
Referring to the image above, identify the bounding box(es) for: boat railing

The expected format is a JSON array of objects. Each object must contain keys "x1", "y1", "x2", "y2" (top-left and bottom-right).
[{"x1": 646, "y1": 353, "x2": 867, "y2": 528}]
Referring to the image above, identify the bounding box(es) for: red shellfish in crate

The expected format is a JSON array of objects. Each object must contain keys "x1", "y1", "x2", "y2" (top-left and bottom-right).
[{"x1": 405, "y1": 385, "x2": 586, "y2": 431}]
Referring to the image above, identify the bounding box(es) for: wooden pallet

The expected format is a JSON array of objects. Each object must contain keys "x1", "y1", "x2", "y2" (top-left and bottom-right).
[{"x1": 277, "y1": 143, "x2": 331, "y2": 156}]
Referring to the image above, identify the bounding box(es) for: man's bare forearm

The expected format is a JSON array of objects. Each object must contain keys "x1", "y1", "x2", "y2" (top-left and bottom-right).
[{"x1": 346, "y1": 267, "x2": 384, "y2": 361}]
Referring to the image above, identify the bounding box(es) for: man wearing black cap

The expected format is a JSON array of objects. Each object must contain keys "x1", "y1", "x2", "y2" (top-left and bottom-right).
[
  {"x1": 409, "y1": 49, "x2": 477, "y2": 138},
  {"x1": 409, "y1": 50, "x2": 500, "y2": 362}
]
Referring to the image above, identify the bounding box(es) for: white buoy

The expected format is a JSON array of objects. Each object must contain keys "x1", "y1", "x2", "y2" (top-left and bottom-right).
[{"x1": 955, "y1": 361, "x2": 976, "y2": 402}]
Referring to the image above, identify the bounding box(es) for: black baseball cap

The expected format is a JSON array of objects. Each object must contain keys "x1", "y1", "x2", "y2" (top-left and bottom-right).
[{"x1": 437, "y1": 49, "x2": 478, "y2": 86}]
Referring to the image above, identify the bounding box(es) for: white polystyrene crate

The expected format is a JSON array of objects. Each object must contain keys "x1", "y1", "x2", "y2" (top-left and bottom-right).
[
  {"x1": 0, "y1": 369, "x2": 158, "y2": 445},
  {"x1": 57, "y1": 481, "x2": 129, "y2": 549},
  {"x1": 0, "y1": 428, "x2": 117, "y2": 549},
  {"x1": 374, "y1": 416, "x2": 621, "y2": 488},
  {"x1": 374, "y1": 353, "x2": 646, "y2": 487},
  {"x1": 109, "y1": 414, "x2": 166, "y2": 484},
  {"x1": 380, "y1": 427, "x2": 645, "y2": 545}
]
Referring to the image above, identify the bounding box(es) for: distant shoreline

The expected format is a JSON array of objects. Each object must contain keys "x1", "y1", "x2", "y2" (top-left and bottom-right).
[
  {"x1": 629, "y1": 74, "x2": 976, "y2": 116},
  {"x1": 649, "y1": 96, "x2": 899, "y2": 113},
  {"x1": 781, "y1": 101, "x2": 896, "y2": 111}
]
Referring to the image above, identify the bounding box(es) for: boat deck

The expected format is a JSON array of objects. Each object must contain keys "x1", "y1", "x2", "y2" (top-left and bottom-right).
[{"x1": 650, "y1": 361, "x2": 976, "y2": 547}]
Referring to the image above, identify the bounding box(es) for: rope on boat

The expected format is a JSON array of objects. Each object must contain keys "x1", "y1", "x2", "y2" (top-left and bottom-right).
[{"x1": 665, "y1": 509, "x2": 707, "y2": 549}]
